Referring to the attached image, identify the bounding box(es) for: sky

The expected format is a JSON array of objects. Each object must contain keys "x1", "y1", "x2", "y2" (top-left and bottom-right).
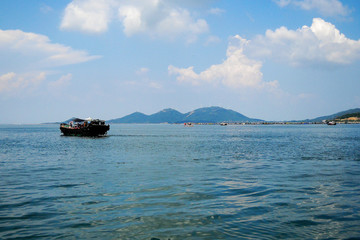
[{"x1": 1, "y1": 0, "x2": 360, "y2": 123}]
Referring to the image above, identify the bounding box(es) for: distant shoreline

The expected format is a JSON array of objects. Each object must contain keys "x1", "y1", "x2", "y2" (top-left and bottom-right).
[{"x1": 2, "y1": 121, "x2": 360, "y2": 125}]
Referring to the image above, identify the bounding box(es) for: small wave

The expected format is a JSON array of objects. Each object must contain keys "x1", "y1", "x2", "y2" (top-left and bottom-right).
[
  {"x1": 49, "y1": 183, "x2": 86, "y2": 189},
  {"x1": 107, "y1": 134, "x2": 189, "y2": 138},
  {"x1": 67, "y1": 222, "x2": 93, "y2": 229},
  {"x1": 0, "y1": 211, "x2": 59, "y2": 221},
  {"x1": 223, "y1": 186, "x2": 268, "y2": 197},
  {"x1": 271, "y1": 202, "x2": 295, "y2": 207},
  {"x1": 81, "y1": 200, "x2": 106, "y2": 206},
  {"x1": 33, "y1": 167, "x2": 65, "y2": 172},
  {"x1": 315, "y1": 213, "x2": 360, "y2": 222},
  {"x1": 286, "y1": 219, "x2": 320, "y2": 227}
]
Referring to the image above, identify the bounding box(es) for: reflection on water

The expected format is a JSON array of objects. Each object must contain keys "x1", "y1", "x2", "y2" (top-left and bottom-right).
[{"x1": 0, "y1": 124, "x2": 360, "y2": 239}]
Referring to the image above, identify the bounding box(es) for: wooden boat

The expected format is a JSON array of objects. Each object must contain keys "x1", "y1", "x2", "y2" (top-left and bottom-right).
[{"x1": 60, "y1": 118, "x2": 110, "y2": 136}]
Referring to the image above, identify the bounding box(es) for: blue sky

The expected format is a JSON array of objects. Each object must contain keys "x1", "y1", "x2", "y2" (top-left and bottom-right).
[{"x1": 1, "y1": 0, "x2": 360, "y2": 123}]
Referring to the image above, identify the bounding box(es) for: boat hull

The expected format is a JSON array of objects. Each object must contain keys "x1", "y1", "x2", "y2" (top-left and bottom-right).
[{"x1": 60, "y1": 124, "x2": 109, "y2": 137}]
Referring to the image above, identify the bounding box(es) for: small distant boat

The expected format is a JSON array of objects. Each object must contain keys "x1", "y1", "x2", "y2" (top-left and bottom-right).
[
  {"x1": 184, "y1": 122, "x2": 194, "y2": 127},
  {"x1": 220, "y1": 122, "x2": 228, "y2": 126},
  {"x1": 60, "y1": 117, "x2": 110, "y2": 136},
  {"x1": 326, "y1": 121, "x2": 336, "y2": 125}
]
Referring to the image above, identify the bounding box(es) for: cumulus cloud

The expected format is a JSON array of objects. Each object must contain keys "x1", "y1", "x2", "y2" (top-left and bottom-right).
[
  {"x1": 0, "y1": 72, "x2": 46, "y2": 93},
  {"x1": 152, "y1": 8, "x2": 208, "y2": 42},
  {"x1": 0, "y1": 30, "x2": 99, "y2": 94},
  {"x1": 169, "y1": 18, "x2": 360, "y2": 90},
  {"x1": 248, "y1": 18, "x2": 360, "y2": 65},
  {"x1": 118, "y1": 5, "x2": 143, "y2": 36},
  {"x1": 61, "y1": 0, "x2": 209, "y2": 41},
  {"x1": 169, "y1": 35, "x2": 278, "y2": 89},
  {"x1": 61, "y1": 0, "x2": 112, "y2": 33},
  {"x1": 0, "y1": 29, "x2": 100, "y2": 67},
  {"x1": 274, "y1": 0, "x2": 350, "y2": 17}
]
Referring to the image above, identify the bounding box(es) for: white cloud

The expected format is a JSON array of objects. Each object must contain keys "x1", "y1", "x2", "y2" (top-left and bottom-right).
[
  {"x1": 118, "y1": 5, "x2": 143, "y2": 36},
  {"x1": 169, "y1": 35, "x2": 277, "y2": 89},
  {"x1": 154, "y1": 8, "x2": 208, "y2": 42},
  {"x1": 208, "y1": 8, "x2": 225, "y2": 15},
  {"x1": 274, "y1": 0, "x2": 350, "y2": 16},
  {"x1": 136, "y1": 67, "x2": 149, "y2": 76},
  {"x1": 0, "y1": 72, "x2": 46, "y2": 93},
  {"x1": 168, "y1": 18, "x2": 360, "y2": 91},
  {"x1": 61, "y1": 0, "x2": 112, "y2": 33},
  {"x1": 275, "y1": 0, "x2": 291, "y2": 7},
  {"x1": 118, "y1": 1, "x2": 209, "y2": 41},
  {"x1": 0, "y1": 72, "x2": 16, "y2": 92},
  {"x1": 0, "y1": 30, "x2": 99, "y2": 94},
  {"x1": 61, "y1": 0, "x2": 209, "y2": 42},
  {"x1": 48, "y1": 73, "x2": 72, "y2": 89},
  {"x1": 248, "y1": 18, "x2": 360, "y2": 65},
  {"x1": 0, "y1": 29, "x2": 100, "y2": 67}
]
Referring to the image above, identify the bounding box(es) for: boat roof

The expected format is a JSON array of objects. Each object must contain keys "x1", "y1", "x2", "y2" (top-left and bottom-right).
[
  {"x1": 72, "y1": 118, "x2": 86, "y2": 122},
  {"x1": 70, "y1": 117, "x2": 105, "y2": 122}
]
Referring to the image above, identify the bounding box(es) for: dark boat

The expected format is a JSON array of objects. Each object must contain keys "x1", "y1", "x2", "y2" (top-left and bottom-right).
[
  {"x1": 60, "y1": 117, "x2": 110, "y2": 136},
  {"x1": 324, "y1": 120, "x2": 336, "y2": 125}
]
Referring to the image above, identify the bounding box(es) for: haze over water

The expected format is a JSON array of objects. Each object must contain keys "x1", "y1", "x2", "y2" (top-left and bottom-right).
[{"x1": 1, "y1": 124, "x2": 360, "y2": 239}]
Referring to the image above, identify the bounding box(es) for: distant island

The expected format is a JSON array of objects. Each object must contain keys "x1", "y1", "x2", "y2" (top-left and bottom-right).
[
  {"x1": 54, "y1": 107, "x2": 360, "y2": 125},
  {"x1": 107, "y1": 107, "x2": 360, "y2": 124},
  {"x1": 304, "y1": 108, "x2": 360, "y2": 123},
  {"x1": 108, "y1": 106, "x2": 262, "y2": 124}
]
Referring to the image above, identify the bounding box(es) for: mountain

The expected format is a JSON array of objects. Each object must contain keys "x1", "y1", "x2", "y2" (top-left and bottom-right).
[
  {"x1": 148, "y1": 108, "x2": 184, "y2": 123},
  {"x1": 337, "y1": 112, "x2": 360, "y2": 119},
  {"x1": 110, "y1": 112, "x2": 149, "y2": 123},
  {"x1": 306, "y1": 108, "x2": 360, "y2": 122},
  {"x1": 183, "y1": 106, "x2": 261, "y2": 123},
  {"x1": 108, "y1": 109, "x2": 183, "y2": 123},
  {"x1": 108, "y1": 106, "x2": 262, "y2": 123}
]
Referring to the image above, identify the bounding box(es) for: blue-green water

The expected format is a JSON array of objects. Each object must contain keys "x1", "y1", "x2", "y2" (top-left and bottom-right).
[{"x1": 1, "y1": 124, "x2": 360, "y2": 239}]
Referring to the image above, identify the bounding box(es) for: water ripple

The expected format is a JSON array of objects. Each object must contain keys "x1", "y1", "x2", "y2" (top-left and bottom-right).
[{"x1": 1, "y1": 124, "x2": 360, "y2": 239}]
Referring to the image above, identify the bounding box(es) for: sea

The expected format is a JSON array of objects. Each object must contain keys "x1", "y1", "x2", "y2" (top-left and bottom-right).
[{"x1": 1, "y1": 124, "x2": 360, "y2": 240}]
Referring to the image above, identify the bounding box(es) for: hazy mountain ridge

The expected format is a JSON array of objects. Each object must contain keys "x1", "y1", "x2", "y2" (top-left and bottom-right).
[
  {"x1": 52, "y1": 107, "x2": 360, "y2": 124},
  {"x1": 108, "y1": 106, "x2": 262, "y2": 123},
  {"x1": 305, "y1": 108, "x2": 360, "y2": 122}
]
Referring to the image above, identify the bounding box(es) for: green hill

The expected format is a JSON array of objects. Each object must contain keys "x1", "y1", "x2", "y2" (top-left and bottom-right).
[
  {"x1": 148, "y1": 108, "x2": 184, "y2": 123},
  {"x1": 110, "y1": 112, "x2": 149, "y2": 123},
  {"x1": 108, "y1": 106, "x2": 262, "y2": 123},
  {"x1": 306, "y1": 108, "x2": 360, "y2": 122},
  {"x1": 183, "y1": 106, "x2": 261, "y2": 123},
  {"x1": 336, "y1": 112, "x2": 360, "y2": 119}
]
